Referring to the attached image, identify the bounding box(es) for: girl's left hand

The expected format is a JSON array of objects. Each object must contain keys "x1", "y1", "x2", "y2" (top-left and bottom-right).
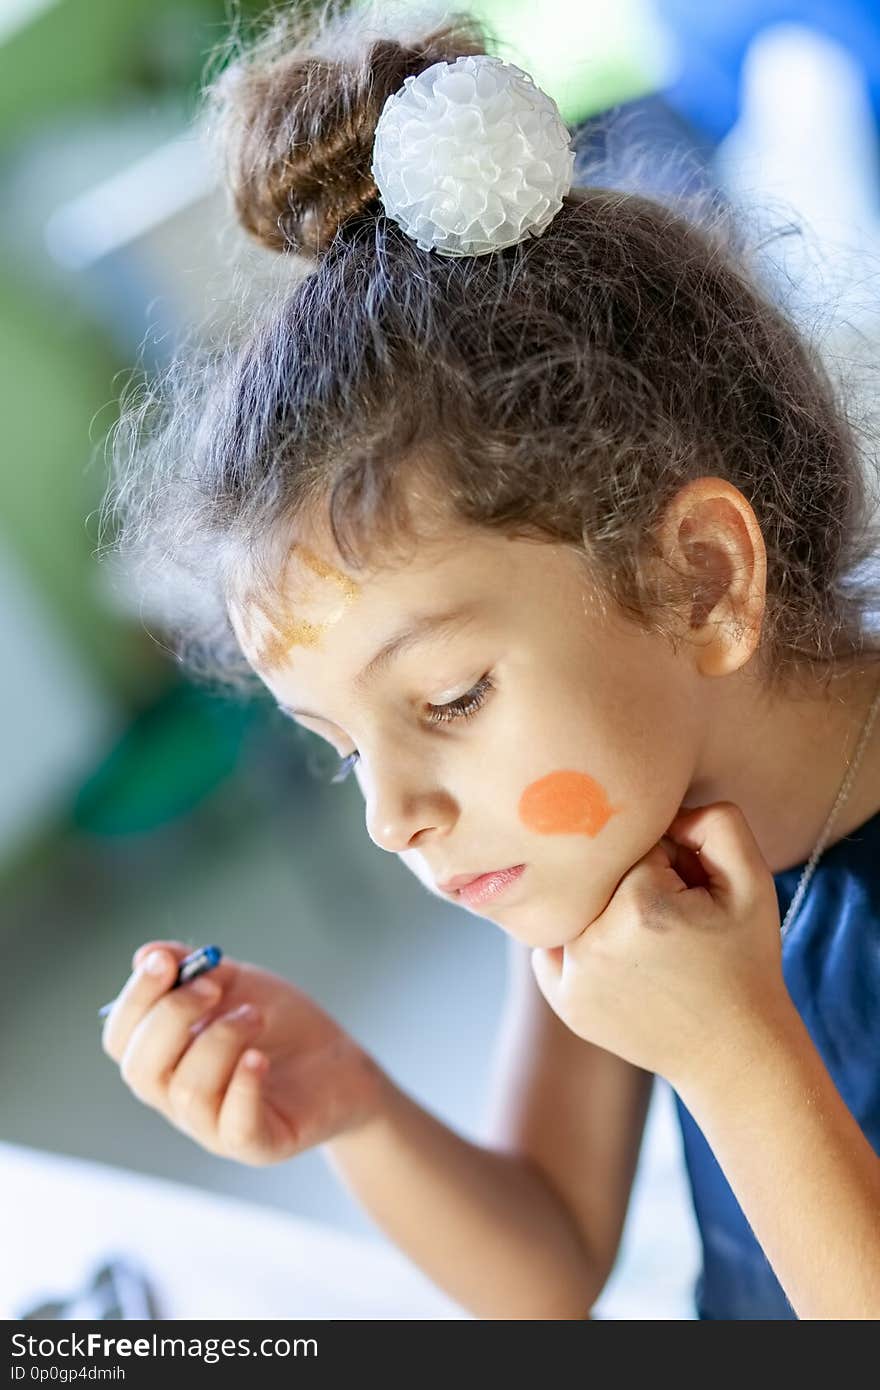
[{"x1": 530, "y1": 800, "x2": 792, "y2": 1091}]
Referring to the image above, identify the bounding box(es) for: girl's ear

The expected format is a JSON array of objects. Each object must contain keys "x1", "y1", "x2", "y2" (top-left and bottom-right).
[{"x1": 650, "y1": 476, "x2": 768, "y2": 679}]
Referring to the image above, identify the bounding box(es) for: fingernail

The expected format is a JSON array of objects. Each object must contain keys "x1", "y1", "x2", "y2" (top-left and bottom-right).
[
  {"x1": 227, "y1": 1003, "x2": 259, "y2": 1024},
  {"x1": 189, "y1": 977, "x2": 220, "y2": 999},
  {"x1": 143, "y1": 951, "x2": 168, "y2": 977}
]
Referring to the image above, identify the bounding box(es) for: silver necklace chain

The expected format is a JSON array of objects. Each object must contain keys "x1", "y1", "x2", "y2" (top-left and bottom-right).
[{"x1": 780, "y1": 674, "x2": 880, "y2": 942}]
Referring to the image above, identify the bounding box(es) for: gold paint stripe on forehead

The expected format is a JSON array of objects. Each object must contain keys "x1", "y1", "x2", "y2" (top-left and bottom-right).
[
  {"x1": 235, "y1": 543, "x2": 362, "y2": 674},
  {"x1": 243, "y1": 542, "x2": 361, "y2": 672},
  {"x1": 241, "y1": 542, "x2": 361, "y2": 672},
  {"x1": 229, "y1": 587, "x2": 328, "y2": 671},
  {"x1": 294, "y1": 544, "x2": 360, "y2": 602},
  {"x1": 255, "y1": 613, "x2": 327, "y2": 670}
]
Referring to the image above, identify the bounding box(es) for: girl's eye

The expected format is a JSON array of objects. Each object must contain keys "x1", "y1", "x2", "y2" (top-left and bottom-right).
[{"x1": 329, "y1": 675, "x2": 495, "y2": 784}]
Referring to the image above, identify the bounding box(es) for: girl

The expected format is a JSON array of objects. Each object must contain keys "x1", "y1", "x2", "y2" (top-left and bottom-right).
[{"x1": 98, "y1": 0, "x2": 880, "y2": 1319}]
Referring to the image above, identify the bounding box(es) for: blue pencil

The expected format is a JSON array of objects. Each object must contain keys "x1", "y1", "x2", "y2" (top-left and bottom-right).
[{"x1": 97, "y1": 944, "x2": 223, "y2": 1019}]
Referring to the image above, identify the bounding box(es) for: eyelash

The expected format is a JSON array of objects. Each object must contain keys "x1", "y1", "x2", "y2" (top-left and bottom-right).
[{"x1": 330, "y1": 674, "x2": 495, "y2": 784}]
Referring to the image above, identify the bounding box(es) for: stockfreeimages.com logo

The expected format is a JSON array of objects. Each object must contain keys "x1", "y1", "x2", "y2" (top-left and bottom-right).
[{"x1": 11, "y1": 1332, "x2": 314, "y2": 1367}]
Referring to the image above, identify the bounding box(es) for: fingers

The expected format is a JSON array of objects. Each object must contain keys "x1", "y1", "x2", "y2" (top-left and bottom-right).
[
  {"x1": 166, "y1": 1004, "x2": 264, "y2": 1143},
  {"x1": 215, "y1": 1050, "x2": 275, "y2": 1164},
  {"x1": 101, "y1": 946, "x2": 189, "y2": 1063},
  {"x1": 665, "y1": 800, "x2": 770, "y2": 907},
  {"x1": 131, "y1": 939, "x2": 191, "y2": 972},
  {"x1": 103, "y1": 942, "x2": 271, "y2": 1159},
  {"x1": 659, "y1": 835, "x2": 712, "y2": 890},
  {"x1": 128, "y1": 940, "x2": 235, "y2": 994},
  {"x1": 114, "y1": 974, "x2": 226, "y2": 1107}
]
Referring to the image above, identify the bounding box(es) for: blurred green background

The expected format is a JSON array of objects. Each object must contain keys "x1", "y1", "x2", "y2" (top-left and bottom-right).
[{"x1": 0, "y1": 0, "x2": 678, "y2": 893}]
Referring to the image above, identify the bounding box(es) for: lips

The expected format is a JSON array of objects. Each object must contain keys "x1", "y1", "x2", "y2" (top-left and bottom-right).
[
  {"x1": 437, "y1": 865, "x2": 525, "y2": 899},
  {"x1": 438, "y1": 868, "x2": 513, "y2": 893}
]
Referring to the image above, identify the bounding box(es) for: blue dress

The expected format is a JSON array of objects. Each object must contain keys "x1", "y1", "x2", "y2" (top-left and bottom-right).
[{"x1": 671, "y1": 803, "x2": 880, "y2": 1319}]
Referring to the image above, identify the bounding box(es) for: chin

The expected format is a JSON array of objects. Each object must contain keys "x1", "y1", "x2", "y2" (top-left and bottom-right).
[
  {"x1": 490, "y1": 909, "x2": 592, "y2": 952},
  {"x1": 495, "y1": 889, "x2": 607, "y2": 949},
  {"x1": 506, "y1": 929, "x2": 583, "y2": 952}
]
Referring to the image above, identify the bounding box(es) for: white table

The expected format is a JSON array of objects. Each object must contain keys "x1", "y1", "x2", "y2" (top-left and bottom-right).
[
  {"x1": 0, "y1": 1141, "x2": 469, "y2": 1320},
  {"x1": 1, "y1": 1076, "x2": 700, "y2": 1320}
]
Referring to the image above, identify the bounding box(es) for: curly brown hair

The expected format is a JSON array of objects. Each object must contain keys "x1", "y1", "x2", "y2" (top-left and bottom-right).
[{"x1": 97, "y1": 0, "x2": 880, "y2": 703}]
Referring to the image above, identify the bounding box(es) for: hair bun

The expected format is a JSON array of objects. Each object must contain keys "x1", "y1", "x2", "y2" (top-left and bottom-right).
[{"x1": 205, "y1": 1, "x2": 490, "y2": 258}]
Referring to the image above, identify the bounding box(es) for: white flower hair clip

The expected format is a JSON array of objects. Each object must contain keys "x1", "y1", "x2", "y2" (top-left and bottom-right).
[{"x1": 370, "y1": 53, "x2": 575, "y2": 257}]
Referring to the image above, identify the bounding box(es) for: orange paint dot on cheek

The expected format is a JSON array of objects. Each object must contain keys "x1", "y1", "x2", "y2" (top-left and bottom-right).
[{"x1": 518, "y1": 770, "x2": 620, "y2": 838}]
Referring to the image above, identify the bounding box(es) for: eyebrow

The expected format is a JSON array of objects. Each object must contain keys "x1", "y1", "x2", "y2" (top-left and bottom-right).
[{"x1": 280, "y1": 604, "x2": 481, "y2": 723}]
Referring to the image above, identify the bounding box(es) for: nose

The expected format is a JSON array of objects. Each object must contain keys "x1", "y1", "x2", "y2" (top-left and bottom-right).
[{"x1": 362, "y1": 749, "x2": 454, "y2": 854}]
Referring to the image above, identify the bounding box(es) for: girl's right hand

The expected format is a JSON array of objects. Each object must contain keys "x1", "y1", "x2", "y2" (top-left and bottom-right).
[{"x1": 100, "y1": 940, "x2": 387, "y2": 1167}]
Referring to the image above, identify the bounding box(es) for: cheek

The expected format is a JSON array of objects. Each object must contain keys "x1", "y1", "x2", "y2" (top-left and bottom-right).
[{"x1": 517, "y1": 769, "x2": 620, "y2": 838}]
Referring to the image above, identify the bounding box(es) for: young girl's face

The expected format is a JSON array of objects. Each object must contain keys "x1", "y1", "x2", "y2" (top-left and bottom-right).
[{"x1": 228, "y1": 514, "x2": 707, "y2": 949}]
